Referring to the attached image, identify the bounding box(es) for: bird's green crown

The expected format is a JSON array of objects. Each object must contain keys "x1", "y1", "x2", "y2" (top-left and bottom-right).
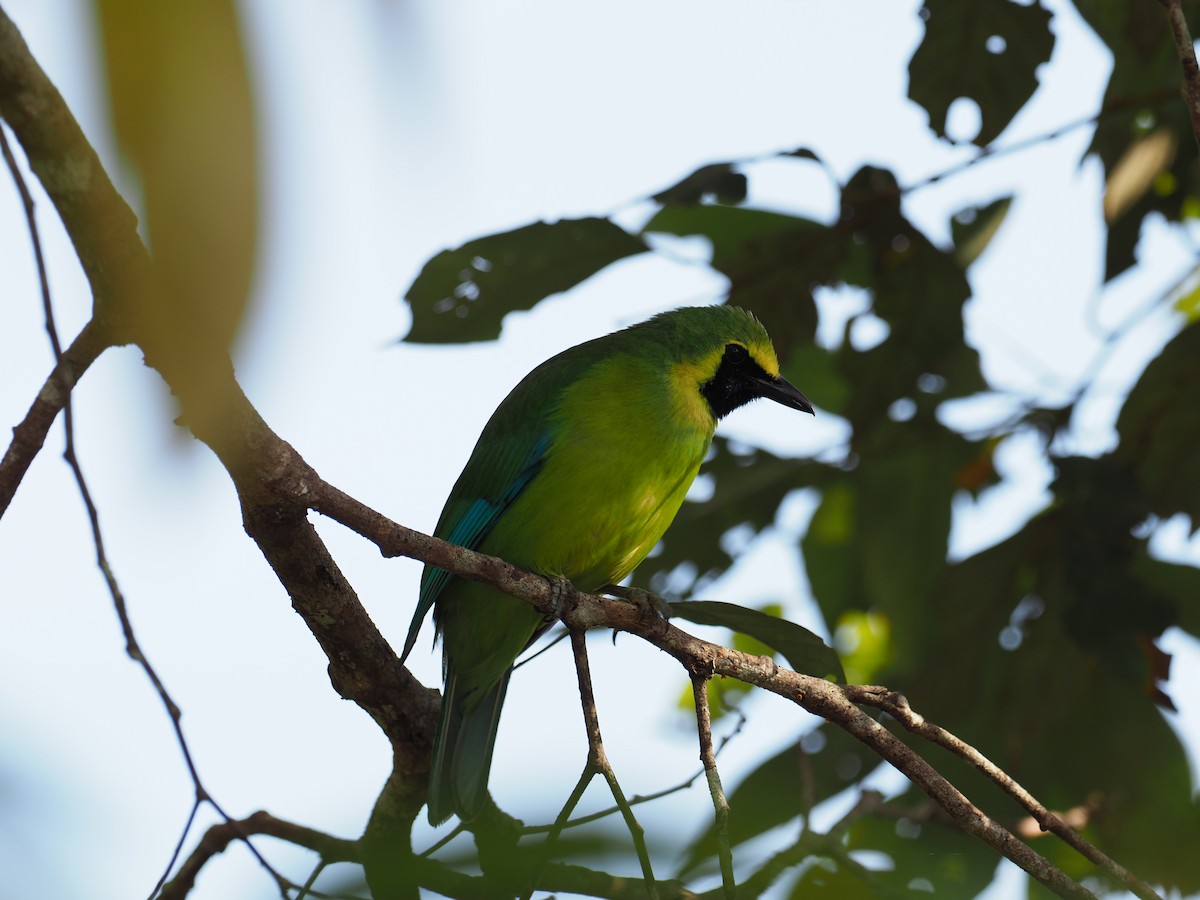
[
  {"x1": 631, "y1": 305, "x2": 781, "y2": 375},
  {"x1": 617, "y1": 306, "x2": 791, "y2": 426}
]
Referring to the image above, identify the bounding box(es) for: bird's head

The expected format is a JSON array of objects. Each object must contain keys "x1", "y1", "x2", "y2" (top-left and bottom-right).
[{"x1": 643, "y1": 306, "x2": 815, "y2": 425}]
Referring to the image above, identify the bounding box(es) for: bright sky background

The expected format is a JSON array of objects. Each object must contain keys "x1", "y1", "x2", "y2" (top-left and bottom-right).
[{"x1": 1, "y1": 1, "x2": 1198, "y2": 898}]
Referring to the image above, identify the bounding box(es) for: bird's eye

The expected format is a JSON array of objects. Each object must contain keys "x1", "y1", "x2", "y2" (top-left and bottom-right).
[{"x1": 724, "y1": 343, "x2": 749, "y2": 365}]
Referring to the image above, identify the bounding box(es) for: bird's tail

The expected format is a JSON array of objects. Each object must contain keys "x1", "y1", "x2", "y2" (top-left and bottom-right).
[{"x1": 427, "y1": 664, "x2": 511, "y2": 825}]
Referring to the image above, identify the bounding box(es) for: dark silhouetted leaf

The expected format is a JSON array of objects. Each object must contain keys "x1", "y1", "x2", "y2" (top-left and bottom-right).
[
  {"x1": 652, "y1": 163, "x2": 747, "y2": 206},
  {"x1": 790, "y1": 858, "x2": 897, "y2": 898},
  {"x1": 644, "y1": 204, "x2": 826, "y2": 347},
  {"x1": 892, "y1": 504, "x2": 1200, "y2": 893},
  {"x1": 835, "y1": 168, "x2": 986, "y2": 428},
  {"x1": 802, "y1": 418, "x2": 981, "y2": 669},
  {"x1": 404, "y1": 218, "x2": 646, "y2": 343},
  {"x1": 1133, "y1": 551, "x2": 1200, "y2": 639},
  {"x1": 908, "y1": 0, "x2": 1054, "y2": 146},
  {"x1": 951, "y1": 196, "x2": 1012, "y2": 267},
  {"x1": 1115, "y1": 321, "x2": 1200, "y2": 524}
]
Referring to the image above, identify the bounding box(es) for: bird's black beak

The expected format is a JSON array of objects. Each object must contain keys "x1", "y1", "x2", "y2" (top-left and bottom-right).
[{"x1": 753, "y1": 372, "x2": 814, "y2": 415}]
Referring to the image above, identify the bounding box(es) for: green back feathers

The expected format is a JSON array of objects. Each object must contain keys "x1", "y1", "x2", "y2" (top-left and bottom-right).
[{"x1": 404, "y1": 304, "x2": 784, "y2": 661}]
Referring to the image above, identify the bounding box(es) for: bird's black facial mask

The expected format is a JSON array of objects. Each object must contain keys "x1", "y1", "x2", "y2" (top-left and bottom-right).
[{"x1": 701, "y1": 343, "x2": 814, "y2": 420}]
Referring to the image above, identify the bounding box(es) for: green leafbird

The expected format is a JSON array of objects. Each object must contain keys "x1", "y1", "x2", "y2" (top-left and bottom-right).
[{"x1": 401, "y1": 305, "x2": 814, "y2": 824}]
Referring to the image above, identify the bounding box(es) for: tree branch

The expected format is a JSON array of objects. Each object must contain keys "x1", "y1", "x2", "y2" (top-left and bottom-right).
[
  {"x1": 159, "y1": 812, "x2": 361, "y2": 900},
  {"x1": 1158, "y1": 0, "x2": 1200, "y2": 151},
  {"x1": 0, "y1": 317, "x2": 109, "y2": 516},
  {"x1": 312, "y1": 478, "x2": 1096, "y2": 897},
  {"x1": 845, "y1": 686, "x2": 1164, "y2": 900},
  {"x1": 0, "y1": 112, "x2": 112, "y2": 519},
  {"x1": 530, "y1": 622, "x2": 657, "y2": 900}
]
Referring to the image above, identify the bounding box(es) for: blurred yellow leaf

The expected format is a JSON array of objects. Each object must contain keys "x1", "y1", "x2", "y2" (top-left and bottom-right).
[
  {"x1": 1173, "y1": 278, "x2": 1200, "y2": 323},
  {"x1": 833, "y1": 609, "x2": 891, "y2": 685},
  {"x1": 1104, "y1": 128, "x2": 1176, "y2": 224},
  {"x1": 94, "y1": 0, "x2": 258, "y2": 428}
]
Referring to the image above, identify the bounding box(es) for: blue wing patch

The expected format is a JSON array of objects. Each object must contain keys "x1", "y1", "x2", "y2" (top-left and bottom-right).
[{"x1": 400, "y1": 433, "x2": 551, "y2": 664}]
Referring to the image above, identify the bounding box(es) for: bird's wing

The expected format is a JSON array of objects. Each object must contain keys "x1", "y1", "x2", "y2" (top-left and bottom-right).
[{"x1": 399, "y1": 430, "x2": 552, "y2": 664}]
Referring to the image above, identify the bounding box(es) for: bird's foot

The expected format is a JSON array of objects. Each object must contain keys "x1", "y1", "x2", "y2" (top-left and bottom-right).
[
  {"x1": 603, "y1": 584, "x2": 673, "y2": 620},
  {"x1": 548, "y1": 576, "x2": 580, "y2": 622}
]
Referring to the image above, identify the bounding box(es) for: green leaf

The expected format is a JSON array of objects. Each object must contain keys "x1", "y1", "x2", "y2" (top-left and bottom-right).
[
  {"x1": 1133, "y1": 551, "x2": 1200, "y2": 640},
  {"x1": 790, "y1": 859, "x2": 893, "y2": 899},
  {"x1": 781, "y1": 344, "x2": 849, "y2": 416},
  {"x1": 908, "y1": 0, "x2": 1054, "y2": 146},
  {"x1": 1115, "y1": 321, "x2": 1200, "y2": 523},
  {"x1": 843, "y1": 795, "x2": 1001, "y2": 897},
  {"x1": 670, "y1": 600, "x2": 845, "y2": 683},
  {"x1": 403, "y1": 218, "x2": 646, "y2": 343},
  {"x1": 802, "y1": 418, "x2": 981, "y2": 671},
  {"x1": 831, "y1": 609, "x2": 892, "y2": 686},
  {"x1": 903, "y1": 512, "x2": 1200, "y2": 892},
  {"x1": 803, "y1": 480, "x2": 870, "y2": 628}
]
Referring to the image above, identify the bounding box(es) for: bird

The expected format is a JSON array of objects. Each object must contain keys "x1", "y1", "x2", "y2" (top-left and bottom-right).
[{"x1": 401, "y1": 305, "x2": 814, "y2": 825}]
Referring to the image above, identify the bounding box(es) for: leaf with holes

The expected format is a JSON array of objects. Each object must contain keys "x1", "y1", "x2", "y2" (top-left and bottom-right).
[
  {"x1": 908, "y1": 0, "x2": 1053, "y2": 146},
  {"x1": 403, "y1": 217, "x2": 647, "y2": 343}
]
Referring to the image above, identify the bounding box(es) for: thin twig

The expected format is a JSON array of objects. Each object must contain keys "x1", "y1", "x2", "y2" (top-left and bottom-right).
[
  {"x1": 0, "y1": 127, "x2": 111, "y2": 519},
  {"x1": 570, "y1": 627, "x2": 658, "y2": 897},
  {"x1": 896, "y1": 89, "x2": 1176, "y2": 199},
  {"x1": 528, "y1": 627, "x2": 659, "y2": 900},
  {"x1": 691, "y1": 675, "x2": 735, "y2": 899},
  {"x1": 418, "y1": 820, "x2": 468, "y2": 858},
  {"x1": 513, "y1": 625, "x2": 569, "y2": 670},
  {"x1": 0, "y1": 124, "x2": 61, "y2": 355},
  {"x1": 523, "y1": 769, "x2": 707, "y2": 835},
  {"x1": 295, "y1": 859, "x2": 329, "y2": 900},
  {"x1": 157, "y1": 799, "x2": 203, "y2": 899},
  {"x1": 524, "y1": 707, "x2": 748, "y2": 837},
  {"x1": 845, "y1": 686, "x2": 1164, "y2": 900},
  {"x1": 534, "y1": 765, "x2": 601, "y2": 893}
]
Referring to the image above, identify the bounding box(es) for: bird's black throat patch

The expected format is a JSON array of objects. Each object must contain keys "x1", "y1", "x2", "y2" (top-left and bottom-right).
[{"x1": 701, "y1": 343, "x2": 772, "y2": 420}]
